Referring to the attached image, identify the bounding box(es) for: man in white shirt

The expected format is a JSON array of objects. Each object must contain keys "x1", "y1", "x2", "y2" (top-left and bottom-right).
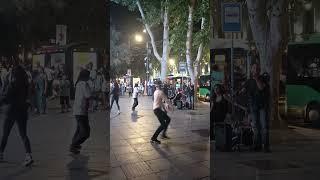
[
  {"x1": 151, "y1": 81, "x2": 172, "y2": 144},
  {"x1": 132, "y1": 83, "x2": 139, "y2": 111}
]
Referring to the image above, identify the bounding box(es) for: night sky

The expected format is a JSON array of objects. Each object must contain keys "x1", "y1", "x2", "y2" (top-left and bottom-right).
[{"x1": 110, "y1": 2, "x2": 142, "y2": 41}]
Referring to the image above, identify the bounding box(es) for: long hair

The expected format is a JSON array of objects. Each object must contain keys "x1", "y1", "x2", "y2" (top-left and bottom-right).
[{"x1": 75, "y1": 69, "x2": 90, "y2": 86}]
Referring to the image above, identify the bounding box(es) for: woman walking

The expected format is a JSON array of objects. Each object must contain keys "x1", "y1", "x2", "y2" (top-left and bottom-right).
[
  {"x1": 110, "y1": 80, "x2": 120, "y2": 114},
  {"x1": 0, "y1": 64, "x2": 33, "y2": 166},
  {"x1": 70, "y1": 70, "x2": 92, "y2": 154},
  {"x1": 34, "y1": 68, "x2": 47, "y2": 114},
  {"x1": 59, "y1": 74, "x2": 71, "y2": 113},
  {"x1": 150, "y1": 81, "x2": 173, "y2": 144}
]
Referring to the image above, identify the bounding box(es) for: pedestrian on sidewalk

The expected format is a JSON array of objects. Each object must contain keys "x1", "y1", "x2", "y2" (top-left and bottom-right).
[
  {"x1": 59, "y1": 74, "x2": 71, "y2": 113},
  {"x1": 70, "y1": 70, "x2": 92, "y2": 154},
  {"x1": 240, "y1": 63, "x2": 270, "y2": 153},
  {"x1": 0, "y1": 63, "x2": 33, "y2": 166},
  {"x1": 110, "y1": 80, "x2": 120, "y2": 114},
  {"x1": 132, "y1": 83, "x2": 139, "y2": 111},
  {"x1": 150, "y1": 81, "x2": 173, "y2": 144},
  {"x1": 34, "y1": 68, "x2": 47, "y2": 114}
]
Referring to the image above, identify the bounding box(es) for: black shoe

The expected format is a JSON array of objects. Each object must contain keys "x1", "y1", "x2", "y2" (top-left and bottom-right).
[
  {"x1": 69, "y1": 147, "x2": 80, "y2": 155},
  {"x1": 161, "y1": 135, "x2": 170, "y2": 139},
  {"x1": 150, "y1": 139, "x2": 161, "y2": 144}
]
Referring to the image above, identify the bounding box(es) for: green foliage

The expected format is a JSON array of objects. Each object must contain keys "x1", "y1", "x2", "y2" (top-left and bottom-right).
[
  {"x1": 110, "y1": 24, "x2": 133, "y2": 77},
  {"x1": 170, "y1": 0, "x2": 210, "y2": 64}
]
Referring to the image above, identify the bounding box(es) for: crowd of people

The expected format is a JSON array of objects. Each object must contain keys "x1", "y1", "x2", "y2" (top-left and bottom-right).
[{"x1": 0, "y1": 59, "x2": 109, "y2": 166}]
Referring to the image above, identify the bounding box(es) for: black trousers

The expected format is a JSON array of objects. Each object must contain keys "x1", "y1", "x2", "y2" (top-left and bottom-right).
[
  {"x1": 0, "y1": 105, "x2": 31, "y2": 153},
  {"x1": 111, "y1": 95, "x2": 120, "y2": 110},
  {"x1": 152, "y1": 108, "x2": 171, "y2": 140},
  {"x1": 71, "y1": 115, "x2": 90, "y2": 147},
  {"x1": 132, "y1": 98, "x2": 138, "y2": 109}
]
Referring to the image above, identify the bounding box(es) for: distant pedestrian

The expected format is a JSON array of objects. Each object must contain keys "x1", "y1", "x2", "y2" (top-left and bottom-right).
[
  {"x1": 34, "y1": 68, "x2": 47, "y2": 114},
  {"x1": 0, "y1": 64, "x2": 33, "y2": 166},
  {"x1": 132, "y1": 83, "x2": 139, "y2": 111},
  {"x1": 59, "y1": 74, "x2": 71, "y2": 113},
  {"x1": 150, "y1": 81, "x2": 173, "y2": 144},
  {"x1": 70, "y1": 70, "x2": 92, "y2": 154},
  {"x1": 110, "y1": 80, "x2": 120, "y2": 114}
]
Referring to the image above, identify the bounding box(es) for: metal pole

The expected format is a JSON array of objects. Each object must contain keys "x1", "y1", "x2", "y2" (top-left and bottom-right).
[{"x1": 231, "y1": 32, "x2": 235, "y2": 118}]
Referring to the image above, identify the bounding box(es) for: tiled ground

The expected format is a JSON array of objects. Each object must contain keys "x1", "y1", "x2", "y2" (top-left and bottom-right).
[
  {"x1": 109, "y1": 96, "x2": 210, "y2": 180},
  {"x1": 0, "y1": 100, "x2": 108, "y2": 180},
  {"x1": 212, "y1": 125, "x2": 320, "y2": 180}
]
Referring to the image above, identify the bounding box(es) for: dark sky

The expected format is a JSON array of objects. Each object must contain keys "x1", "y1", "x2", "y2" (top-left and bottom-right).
[{"x1": 110, "y1": 2, "x2": 142, "y2": 39}]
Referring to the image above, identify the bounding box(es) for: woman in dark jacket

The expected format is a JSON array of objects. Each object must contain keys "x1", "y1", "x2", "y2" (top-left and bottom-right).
[
  {"x1": 210, "y1": 84, "x2": 232, "y2": 151},
  {"x1": 0, "y1": 64, "x2": 33, "y2": 166}
]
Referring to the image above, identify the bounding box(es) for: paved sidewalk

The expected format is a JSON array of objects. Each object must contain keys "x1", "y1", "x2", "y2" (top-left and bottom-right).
[
  {"x1": 213, "y1": 125, "x2": 320, "y2": 180},
  {"x1": 0, "y1": 99, "x2": 108, "y2": 180},
  {"x1": 109, "y1": 96, "x2": 210, "y2": 180}
]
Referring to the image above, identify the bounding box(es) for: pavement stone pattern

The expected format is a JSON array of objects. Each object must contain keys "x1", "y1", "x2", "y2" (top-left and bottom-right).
[
  {"x1": 109, "y1": 96, "x2": 210, "y2": 180},
  {"x1": 212, "y1": 123, "x2": 320, "y2": 180},
  {"x1": 0, "y1": 99, "x2": 108, "y2": 180}
]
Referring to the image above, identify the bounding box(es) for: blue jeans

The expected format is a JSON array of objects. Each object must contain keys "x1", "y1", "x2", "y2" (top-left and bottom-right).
[{"x1": 250, "y1": 107, "x2": 269, "y2": 148}]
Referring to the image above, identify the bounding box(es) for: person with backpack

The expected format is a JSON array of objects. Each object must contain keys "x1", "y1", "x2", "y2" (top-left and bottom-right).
[
  {"x1": 0, "y1": 63, "x2": 34, "y2": 166},
  {"x1": 110, "y1": 80, "x2": 120, "y2": 114},
  {"x1": 70, "y1": 70, "x2": 92, "y2": 154}
]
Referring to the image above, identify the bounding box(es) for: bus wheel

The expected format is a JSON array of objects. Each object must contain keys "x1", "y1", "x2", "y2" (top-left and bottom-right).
[{"x1": 306, "y1": 103, "x2": 320, "y2": 126}]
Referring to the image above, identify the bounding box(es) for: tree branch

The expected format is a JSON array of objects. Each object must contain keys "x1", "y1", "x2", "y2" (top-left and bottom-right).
[{"x1": 136, "y1": 0, "x2": 162, "y2": 62}]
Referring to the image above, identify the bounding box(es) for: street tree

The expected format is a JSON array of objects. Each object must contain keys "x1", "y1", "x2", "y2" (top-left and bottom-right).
[
  {"x1": 112, "y1": 0, "x2": 182, "y2": 81},
  {"x1": 110, "y1": 25, "x2": 132, "y2": 78},
  {"x1": 246, "y1": 0, "x2": 289, "y2": 127},
  {"x1": 184, "y1": 0, "x2": 209, "y2": 85}
]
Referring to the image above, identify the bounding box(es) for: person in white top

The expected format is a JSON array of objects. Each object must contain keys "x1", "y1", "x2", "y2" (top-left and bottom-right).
[
  {"x1": 132, "y1": 83, "x2": 139, "y2": 111},
  {"x1": 70, "y1": 69, "x2": 92, "y2": 154},
  {"x1": 150, "y1": 81, "x2": 173, "y2": 144}
]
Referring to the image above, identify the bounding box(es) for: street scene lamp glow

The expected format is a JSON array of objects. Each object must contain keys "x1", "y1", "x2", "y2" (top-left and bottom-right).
[
  {"x1": 169, "y1": 58, "x2": 175, "y2": 66},
  {"x1": 143, "y1": 29, "x2": 147, "y2": 33},
  {"x1": 135, "y1": 34, "x2": 143, "y2": 42}
]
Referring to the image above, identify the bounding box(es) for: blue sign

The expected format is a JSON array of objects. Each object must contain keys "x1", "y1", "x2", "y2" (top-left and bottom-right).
[{"x1": 222, "y1": 3, "x2": 242, "y2": 32}]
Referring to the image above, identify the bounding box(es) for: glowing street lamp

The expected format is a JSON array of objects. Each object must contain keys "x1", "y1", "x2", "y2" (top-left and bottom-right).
[
  {"x1": 169, "y1": 58, "x2": 175, "y2": 66},
  {"x1": 135, "y1": 34, "x2": 143, "y2": 43},
  {"x1": 143, "y1": 29, "x2": 147, "y2": 33}
]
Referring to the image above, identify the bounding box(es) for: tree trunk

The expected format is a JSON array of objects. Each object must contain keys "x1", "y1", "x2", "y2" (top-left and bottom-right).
[
  {"x1": 268, "y1": 0, "x2": 289, "y2": 128},
  {"x1": 247, "y1": 0, "x2": 289, "y2": 129},
  {"x1": 186, "y1": 1, "x2": 196, "y2": 84},
  {"x1": 136, "y1": 0, "x2": 169, "y2": 81},
  {"x1": 161, "y1": 4, "x2": 169, "y2": 81}
]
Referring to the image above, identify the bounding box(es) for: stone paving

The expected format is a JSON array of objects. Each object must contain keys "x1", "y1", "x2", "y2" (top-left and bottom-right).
[
  {"x1": 212, "y1": 125, "x2": 320, "y2": 180},
  {"x1": 109, "y1": 96, "x2": 210, "y2": 180},
  {"x1": 0, "y1": 99, "x2": 108, "y2": 180}
]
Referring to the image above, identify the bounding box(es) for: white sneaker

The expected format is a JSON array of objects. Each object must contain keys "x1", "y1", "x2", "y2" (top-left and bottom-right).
[
  {"x1": 23, "y1": 154, "x2": 34, "y2": 167},
  {"x1": 117, "y1": 110, "x2": 120, "y2": 114}
]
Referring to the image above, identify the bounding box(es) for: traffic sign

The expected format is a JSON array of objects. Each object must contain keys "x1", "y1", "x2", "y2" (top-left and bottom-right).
[
  {"x1": 222, "y1": 3, "x2": 242, "y2": 32},
  {"x1": 179, "y1": 62, "x2": 186, "y2": 72}
]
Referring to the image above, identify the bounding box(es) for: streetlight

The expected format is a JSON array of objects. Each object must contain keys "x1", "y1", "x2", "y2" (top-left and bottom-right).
[
  {"x1": 135, "y1": 34, "x2": 143, "y2": 43},
  {"x1": 169, "y1": 58, "x2": 175, "y2": 66},
  {"x1": 143, "y1": 29, "x2": 147, "y2": 33}
]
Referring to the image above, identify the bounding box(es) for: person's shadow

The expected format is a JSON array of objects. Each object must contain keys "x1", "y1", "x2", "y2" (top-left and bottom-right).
[
  {"x1": 67, "y1": 154, "x2": 108, "y2": 180},
  {"x1": 67, "y1": 154, "x2": 89, "y2": 180},
  {"x1": 131, "y1": 111, "x2": 138, "y2": 122}
]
